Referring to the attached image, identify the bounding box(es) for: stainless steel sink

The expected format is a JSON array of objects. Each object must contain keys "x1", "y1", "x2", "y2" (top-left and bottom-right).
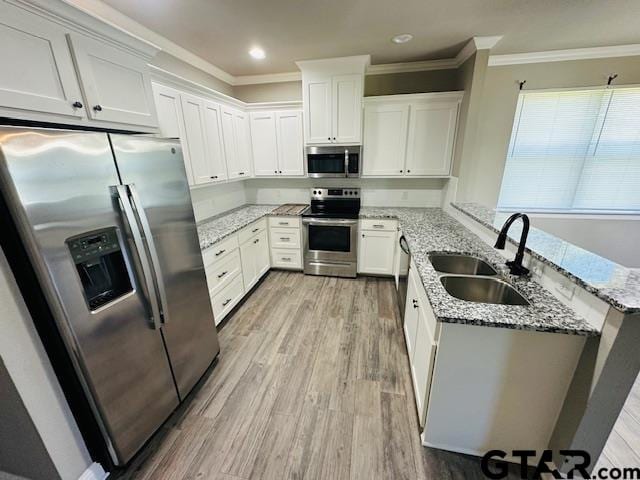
[
  {"x1": 429, "y1": 254, "x2": 497, "y2": 276},
  {"x1": 439, "y1": 275, "x2": 530, "y2": 306}
]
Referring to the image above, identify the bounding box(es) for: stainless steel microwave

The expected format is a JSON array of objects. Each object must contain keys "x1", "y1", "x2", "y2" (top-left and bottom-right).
[{"x1": 306, "y1": 146, "x2": 361, "y2": 178}]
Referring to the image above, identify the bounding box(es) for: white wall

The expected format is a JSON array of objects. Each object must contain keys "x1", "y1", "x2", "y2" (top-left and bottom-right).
[
  {"x1": 0, "y1": 249, "x2": 91, "y2": 480},
  {"x1": 190, "y1": 181, "x2": 249, "y2": 221},
  {"x1": 245, "y1": 178, "x2": 448, "y2": 208},
  {"x1": 529, "y1": 214, "x2": 640, "y2": 268}
]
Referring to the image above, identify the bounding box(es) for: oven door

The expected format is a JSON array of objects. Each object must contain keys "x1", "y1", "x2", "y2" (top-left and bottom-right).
[{"x1": 302, "y1": 218, "x2": 358, "y2": 277}]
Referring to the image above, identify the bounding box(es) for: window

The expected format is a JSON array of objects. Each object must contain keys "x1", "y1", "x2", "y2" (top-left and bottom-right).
[{"x1": 497, "y1": 86, "x2": 640, "y2": 214}]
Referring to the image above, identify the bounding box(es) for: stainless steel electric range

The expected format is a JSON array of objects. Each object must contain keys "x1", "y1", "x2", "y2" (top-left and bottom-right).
[{"x1": 302, "y1": 187, "x2": 361, "y2": 278}]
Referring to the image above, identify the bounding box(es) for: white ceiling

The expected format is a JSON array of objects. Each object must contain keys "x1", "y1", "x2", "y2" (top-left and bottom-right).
[{"x1": 100, "y1": 0, "x2": 640, "y2": 76}]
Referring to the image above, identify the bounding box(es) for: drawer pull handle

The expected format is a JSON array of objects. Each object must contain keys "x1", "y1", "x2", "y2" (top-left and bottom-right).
[
  {"x1": 253, "y1": 239, "x2": 259, "y2": 244},
  {"x1": 222, "y1": 298, "x2": 232, "y2": 306},
  {"x1": 215, "y1": 249, "x2": 226, "y2": 256},
  {"x1": 239, "y1": 172, "x2": 245, "y2": 176},
  {"x1": 373, "y1": 224, "x2": 384, "y2": 228},
  {"x1": 281, "y1": 257, "x2": 291, "y2": 261},
  {"x1": 278, "y1": 222, "x2": 288, "y2": 225},
  {"x1": 217, "y1": 271, "x2": 228, "y2": 279},
  {"x1": 252, "y1": 228, "x2": 259, "y2": 233},
  {"x1": 412, "y1": 299, "x2": 419, "y2": 309},
  {"x1": 280, "y1": 237, "x2": 290, "y2": 241},
  {"x1": 210, "y1": 175, "x2": 218, "y2": 179}
]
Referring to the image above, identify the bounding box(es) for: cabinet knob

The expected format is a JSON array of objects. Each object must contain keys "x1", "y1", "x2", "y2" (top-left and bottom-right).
[
  {"x1": 93, "y1": 105, "x2": 102, "y2": 112},
  {"x1": 327, "y1": 137, "x2": 331, "y2": 141},
  {"x1": 333, "y1": 137, "x2": 336, "y2": 141},
  {"x1": 279, "y1": 170, "x2": 282, "y2": 174},
  {"x1": 274, "y1": 170, "x2": 278, "y2": 174},
  {"x1": 72, "y1": 101, "x2": 83, "y2": 109},
  {"x1": 412, "y1": 299, "x2": 419, "y2": 308},
  {"x1": 407, "y1": 169, "x2": 411, "y2": 173},
  {"x1": 400, "y1": 170, "x2": 403, "y2": 173}
]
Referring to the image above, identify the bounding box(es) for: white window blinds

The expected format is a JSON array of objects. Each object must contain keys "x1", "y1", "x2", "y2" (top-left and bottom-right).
[{"x1": 497, "y1": 86, "x2": 640, "y2": 213}]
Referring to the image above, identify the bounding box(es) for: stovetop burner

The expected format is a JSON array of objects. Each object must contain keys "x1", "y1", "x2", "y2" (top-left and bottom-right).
[{"x1": 303, "y1": 187, "x2": 361, "y2": 219}]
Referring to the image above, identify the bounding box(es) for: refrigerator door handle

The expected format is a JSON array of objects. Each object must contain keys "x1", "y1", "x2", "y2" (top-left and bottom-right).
[
  {"x1": 114, "y1": 185, "x2": 161, "y2": 329},
  {"x1": 127, "y1": 183, "x2": 170, "y2": 325}
]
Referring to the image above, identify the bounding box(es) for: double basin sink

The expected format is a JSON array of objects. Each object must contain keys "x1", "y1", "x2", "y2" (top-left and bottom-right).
[{"x1": 429, "y1": 255, "x2": 530, "y2": 306}]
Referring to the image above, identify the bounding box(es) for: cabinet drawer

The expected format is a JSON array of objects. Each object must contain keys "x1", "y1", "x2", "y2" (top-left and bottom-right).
[
  {"x1": 238, "y1": 218, "x2": 267, "y2": 245},
  {"x1": 211, "y1": 273, "x2": 244, "y2": 325},
  {"x1": 269, "y1": 228, "x2": 300, "y2": 249},
  {"x1": 271, "y1": 248, "x2": 302, "y2": 269},
  {"x1": 269, "y1": 216, "x2": 300, "y2": 229},
  {"x1": 205, "y1": 249, "x2": 241, "y2": 296},
  {"x1": 202, "y1": 234, "x2": 239, "y2": 266},
  {"x1": 360, "y1": 219, "x2": 398, "y2": 231}
]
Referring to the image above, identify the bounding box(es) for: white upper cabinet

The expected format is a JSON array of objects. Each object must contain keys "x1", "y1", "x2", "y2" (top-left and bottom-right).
[
  {"x1": 180, "y1": 93, "x2": 212, "y2": 185},
  {"x1": 152, "y1": 82, "x2": 194, "y2": 183},
  {"x1": 406, "y1": 101, "x2": 459, "y2": 176},
  {"x1": 233, "y1": 110, "x2": 253, "y2": 179},
  {"x1": 250, "y1": 112, "x2": 279, "y2": 176},
  {"x1": 362, "y1": 93, "x2": 462, "y2": 178},
  {"x1": 333, "y1": 74, "x2": 363, "y2": 144},
  {"x1": 0, "y1": 3, "x2": 85, "y2": 119},
  {"x1": 304, "y1": 79, "x2": 332, "y2": 144},
  {"x1": 276, "y1": 111, "x2": 304, "y2": 176},
  {"x1": 202, "y1": 100, "x2": 228, "y2": 182},
  {"x1": 362, "y1": 103, "x2": 409, "y2": 176},
  {"x1": 251, "y1": 110, "x2": 304, "y2": 177},
  {"x1": 298, "y1": 56, "x2": 369, "y2": 146},
  {"x1": 223, "y1": 107, "x2": 252, "y2": 180},
  {"x1": 67, "y1": 33, "x2": 157, "y2": 128}
]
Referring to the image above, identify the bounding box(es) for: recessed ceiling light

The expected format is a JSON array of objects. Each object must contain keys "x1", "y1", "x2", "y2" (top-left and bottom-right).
[
  {"x1": 391, "y1": 34, "x2": 414, "y2": 44},
  {"x1": 249, "y1": 47, "x2": 266, "y2": 60}
]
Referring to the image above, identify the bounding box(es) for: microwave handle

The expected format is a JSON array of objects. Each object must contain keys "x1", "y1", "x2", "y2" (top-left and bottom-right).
[{"x1": 344, "y1": 149, "x2": 349, "y2": 177}]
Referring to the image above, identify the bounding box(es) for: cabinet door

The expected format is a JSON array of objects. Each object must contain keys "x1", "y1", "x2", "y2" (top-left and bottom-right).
[
  {"x1": 405, "y1": 102, "x2": 458, "y2": 176},
  {"x1": 358, "y1": 230, "x2": 396, "y2": 275},
  {"x1": 180, "y1": 93, "x2": 210, "y2": 185},
  {"x1": 413, "y1": 299, "x2": 437, "y2": 427},
  {"x1": 202, "y1": 100, "x2": 228, "y2": 182},
  {"x1": 152, "y1": 83, "x2": 194, "y2": 183},
  {"x1": 234, "y1": 111, "x2": 253, "y2": 178},
  {"x1": 332, "y1": 74, "x2": 362, "y2": 144},
  {"x1": 221, "y1": 107, "x2": 239, "y2": 177},
  {"x1": 250, "y1": 112, "x2": 279, "y2": 176},
  {"x1": 276, "y1": 111, "x2": 305, "y2": 176},
  {"x1": 240, "y1": 238, "x2": 257, "y2": 291},
  {"x1": 254, "y1": 230, "x2": 271, "y2": 278},
  {"x1": 403, "y1": 266, "x2": 420, "y2": 359},
  {"x1": 0, "y1": 4, "x2": 84, "y2": 118},
  {"x1": 67, "y1": 34, "x2": 157, "y2": 127},
  {"x1": 362, "y1": 103, "x2": 409, "y2": 176},
  {"x1": 304, "y1": 77, "x2": 332, "y2": 144}
]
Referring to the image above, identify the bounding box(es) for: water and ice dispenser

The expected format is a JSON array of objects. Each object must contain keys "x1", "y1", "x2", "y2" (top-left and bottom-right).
[{"x1": 67, "y1": 227, "x2": 133, "y2": 311}]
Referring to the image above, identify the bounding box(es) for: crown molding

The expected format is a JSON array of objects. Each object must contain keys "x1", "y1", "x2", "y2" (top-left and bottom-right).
[
  {"x1": 488, "y1": 43, "x2": 640, "y2": 66},
  {"x1": 367, "y1": 58, "x2": 459, "y2": 75},
  {"x1": 8, "y1": 0, "x2": 160, "y2": 59},
  {"x1": 234, "y1": 71, "x2": 302, "y2": 85}
]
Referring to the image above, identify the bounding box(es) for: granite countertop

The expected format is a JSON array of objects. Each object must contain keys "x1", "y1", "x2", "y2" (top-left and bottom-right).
[
  {"x1": 198, "y1": 204, "x2": 598, "y2": 336},
  {"x1": 451, "y1": 203, "x2": 640, "y2": 314},
  {"x1": 359, "y1": 207, "x2": 598, "y2": 336}
]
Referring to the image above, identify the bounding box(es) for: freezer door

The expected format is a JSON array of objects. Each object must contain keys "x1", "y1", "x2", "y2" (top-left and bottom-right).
[
  {"x1": 0, "y1": 128, "x2": 180, "y2": 465},
  {"x1": 110, "y1": 135, "x2": 220, "y2": 399}
]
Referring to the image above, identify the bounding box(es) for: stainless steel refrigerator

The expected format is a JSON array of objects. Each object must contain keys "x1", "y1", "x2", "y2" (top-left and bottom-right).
[{"x1": 0, "y1": 127, "x2": 220, "y2": 465}]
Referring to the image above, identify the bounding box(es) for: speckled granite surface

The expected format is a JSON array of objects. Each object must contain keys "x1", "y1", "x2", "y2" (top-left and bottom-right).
[
  {"x1": 451, "y1": 203, "x2": 640, "y2": 314},
  {"x1": 197, "y1": 205, "x2": 279, "y2": 251},
  {"x1": 198, "y1": 204, "x2": 598, "y2": 336},
  {"x1": 360, "y1": 207, "x2": 598, "y2": 336}
]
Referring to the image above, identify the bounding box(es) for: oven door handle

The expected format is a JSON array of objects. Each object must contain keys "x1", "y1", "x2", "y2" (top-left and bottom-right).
[{"x1": 302, "y1": 217, "x2": 358, "y2": 225}]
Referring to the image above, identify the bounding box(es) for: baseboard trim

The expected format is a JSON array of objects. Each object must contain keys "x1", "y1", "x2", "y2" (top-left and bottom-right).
[{"x1": 78, "y1": 462, "x2": 108, "y2": 480}]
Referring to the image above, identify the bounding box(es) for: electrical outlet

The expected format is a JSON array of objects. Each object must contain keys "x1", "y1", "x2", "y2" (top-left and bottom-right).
[
  {"x1": 402, "y1": 191, "x2": 409, "y2": 200},
  {"x1": 530, "y1": 261, "x2": 543, "y2": 279}
]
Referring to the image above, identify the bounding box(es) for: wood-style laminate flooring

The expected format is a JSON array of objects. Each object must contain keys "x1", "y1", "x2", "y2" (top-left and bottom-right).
[{"x1": 116, "y1": 271, "x2": 527, "y2": 479}]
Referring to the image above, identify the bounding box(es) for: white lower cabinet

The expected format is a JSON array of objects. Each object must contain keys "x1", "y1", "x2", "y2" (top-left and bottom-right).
[
  {"x1": 240, "y1": 230, "x2": 270, "y2": 292},
  {"x1": 269, "y1": 217, "x2": 303, "y2": 270},
  {"x1": 404, "y1": 263, "x2": 438, "y2": 427},
  {"x1": 357, "y1": 220, "x2": 397, "y2": 275},
  {"x1": 203, "y1": 219, "x2": 270, "y2": 325}
]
